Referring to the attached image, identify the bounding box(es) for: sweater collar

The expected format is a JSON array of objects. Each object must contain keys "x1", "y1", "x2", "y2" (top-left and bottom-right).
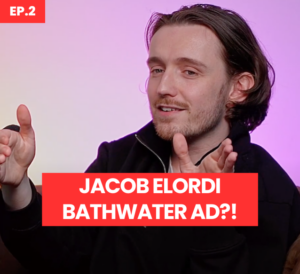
[
  {"x1": 135, "y1": 121, "x2": 172, "y2": 171},
  {"x1": 135, "y1": 120, "x2": 252, "y2": 172}
]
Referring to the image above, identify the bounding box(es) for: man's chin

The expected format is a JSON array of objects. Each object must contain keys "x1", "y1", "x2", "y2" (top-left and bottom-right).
[
  {"x1": 153, "y1": 122, "x2": 180, "y2": 141},
  {"x1": 153, "y1": 120, "x2": 209, "y2": 141}
]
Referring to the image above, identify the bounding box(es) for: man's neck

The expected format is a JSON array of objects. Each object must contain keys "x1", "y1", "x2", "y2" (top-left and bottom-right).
[{"x1": 171, "y1": 121, "x2": 230, "y2": 172}]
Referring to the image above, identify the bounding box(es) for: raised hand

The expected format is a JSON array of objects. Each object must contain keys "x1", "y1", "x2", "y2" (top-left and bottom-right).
[
  {"x1": 0, "y1": 105, "x2": 35, "y2": 187},
  {"x1": 172, "y1": 133, "x2": 237, "y2": 173}
]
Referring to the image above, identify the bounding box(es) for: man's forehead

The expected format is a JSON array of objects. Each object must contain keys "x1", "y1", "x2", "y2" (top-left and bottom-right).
[{"x1": 148, "y1": 24, "x2": 224, "y2": 63}]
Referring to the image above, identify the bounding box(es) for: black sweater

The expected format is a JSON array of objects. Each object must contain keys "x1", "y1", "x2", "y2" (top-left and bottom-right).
[{"x1": 0, "y1": 122, "x2": 300, "y2": 274}]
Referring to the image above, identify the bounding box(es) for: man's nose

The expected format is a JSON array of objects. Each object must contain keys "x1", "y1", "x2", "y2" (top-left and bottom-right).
[{"x1": 156, "y1": 70, "x2": 178, "y2": 97}]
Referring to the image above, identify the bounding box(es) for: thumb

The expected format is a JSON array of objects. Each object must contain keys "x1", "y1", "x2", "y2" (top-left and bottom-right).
[
  {"x1": 17, "y1": 104, "x2": 34, "y2": 139},
  {"x1": 173, "y1": 133, "x2": 193, "y2": 172}
]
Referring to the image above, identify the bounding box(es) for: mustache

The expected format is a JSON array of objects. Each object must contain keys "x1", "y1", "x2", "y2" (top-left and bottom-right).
[{"x1": 154, "y1": 98, "x2": 189, "y2": 109}]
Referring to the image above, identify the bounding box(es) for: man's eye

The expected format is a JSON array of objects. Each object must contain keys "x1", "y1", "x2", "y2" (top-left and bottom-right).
[
  {"x1": 151, "y1": 68, "x2": 164, "y2": 74},
  {"x1": 185, "y1": 70, "x2": 197, "y2": 76}
]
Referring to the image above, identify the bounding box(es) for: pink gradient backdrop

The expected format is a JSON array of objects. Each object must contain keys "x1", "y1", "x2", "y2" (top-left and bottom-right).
[{"x1": 0, "y1": 0, "x2": 299, "y2": 185}]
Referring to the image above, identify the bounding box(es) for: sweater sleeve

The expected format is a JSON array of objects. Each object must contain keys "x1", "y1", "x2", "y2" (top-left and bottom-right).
[{"x1": 0, "y1": 141, "x2": 110, "y2": 273}]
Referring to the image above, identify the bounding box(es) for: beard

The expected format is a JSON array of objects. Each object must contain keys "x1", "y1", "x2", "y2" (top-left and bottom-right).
[{"x1": 150, "y1": 87, "x2": 228, "y2": 141}]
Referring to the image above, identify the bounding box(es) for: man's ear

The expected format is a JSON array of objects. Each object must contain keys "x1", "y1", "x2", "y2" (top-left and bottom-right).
[{"x1": 229, "y1": 72, "x2": 255, "y2": 103}]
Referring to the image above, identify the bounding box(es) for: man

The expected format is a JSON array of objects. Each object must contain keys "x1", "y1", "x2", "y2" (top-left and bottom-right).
[{"x1": 0, "y1": 4, "x2": 299, "y2": 274}]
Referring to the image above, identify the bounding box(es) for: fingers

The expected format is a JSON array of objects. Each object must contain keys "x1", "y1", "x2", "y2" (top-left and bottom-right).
[
  {"x1": 0, "y1": 144, "x2": 11, "y2": 157},
  {"x1": 217, "y1": 139, "x2": 233, "y2": 169},
  {"x1": 0, "y1": 132, "x2": 12, "y2": 164},
  {"x1": 0, "y1": 146, "x2": 11, "y2": 164},
  {"x1": 0, "y1": 153, "x2": 7, "y2": 164},
  {"x1": 172, "y1": 133, "x2": 194, "y2": 172},
  {"x1": 17, "y1": 104, "x2": 34, "y2": 140},
  {"x1": 211, "y1": 138, "x2": 232, "y2": 162},
  {"x1": 209, "y1": 138, "x2": 237, "y2": 173},
  {"x1": 0, "y1": 133, "x2": 9, "y2": 146},
  {"x1": 222, "y1": 152, "x2": 238, "y2": 173}
]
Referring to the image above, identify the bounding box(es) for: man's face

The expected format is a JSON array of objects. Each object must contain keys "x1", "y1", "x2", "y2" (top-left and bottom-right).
[{"x1": 147, "y1": 24, "x2": 231, "y2": 141}]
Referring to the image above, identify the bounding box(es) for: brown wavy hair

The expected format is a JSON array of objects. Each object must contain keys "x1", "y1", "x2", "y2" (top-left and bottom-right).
[{"x1": 145, "y1": 4, "x2": 275, "y2": 131}]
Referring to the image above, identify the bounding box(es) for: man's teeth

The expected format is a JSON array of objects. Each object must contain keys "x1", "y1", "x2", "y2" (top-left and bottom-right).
[{"x1": 161, "y1": 107, "x2": 177, "y2": 112}]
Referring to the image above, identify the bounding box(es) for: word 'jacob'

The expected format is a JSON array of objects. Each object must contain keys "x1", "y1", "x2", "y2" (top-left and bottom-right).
[{"x1": 79, "y1": 177, "x2": 221, "y2": 194}]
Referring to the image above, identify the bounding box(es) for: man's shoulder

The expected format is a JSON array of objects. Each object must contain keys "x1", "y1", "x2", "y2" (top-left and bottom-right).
[
  {"x1": 97, "y1": 131, "x2": 139, "y2": 166},
  {"x1": 88, "y1": 121, "x2": 160, "y2": 172},
  {"x1": 86, "y1": 131, "x2": 139, "y2": 173},
  {"x1": 104, "y1": 121, "x2": 154, "y2": 152},
  {"x1": 106, "y1": 132, "x2": 138, "y2": 150},
  {"x1": 250, "y1": 143, "x2": 297, "y2": 204}
]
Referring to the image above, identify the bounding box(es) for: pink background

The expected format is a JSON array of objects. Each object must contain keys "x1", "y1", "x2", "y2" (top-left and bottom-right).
[{"x1": 0, "y1": 0, "x2": 299, "y2": 185}]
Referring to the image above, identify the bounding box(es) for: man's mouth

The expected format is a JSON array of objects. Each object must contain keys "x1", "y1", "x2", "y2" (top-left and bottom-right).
[
  {"x1": 158, "y1": 105, "x2": 184, "y2": 112},
  {"x1": 160, "y1": 107, "x2": 180, "y2": 112}
]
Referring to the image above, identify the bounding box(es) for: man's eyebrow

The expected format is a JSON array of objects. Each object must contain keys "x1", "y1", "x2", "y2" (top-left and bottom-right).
[
  {"x1": 146, "y1": 56, "x2": 207, "y2": 69},
  {"x1": 175, "y1": 57, "x2": 207, "y2": 69},
  {"x1": 146, "y1": 57, "x2": 164, "y2": 66}
]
